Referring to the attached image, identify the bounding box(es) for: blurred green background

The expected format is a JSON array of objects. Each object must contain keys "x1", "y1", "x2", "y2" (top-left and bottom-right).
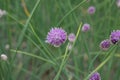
[{"x1": 0, "y1": 0, "x2": 120, "y2": 80}]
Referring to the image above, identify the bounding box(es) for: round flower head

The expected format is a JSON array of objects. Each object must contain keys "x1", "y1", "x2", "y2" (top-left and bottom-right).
[
  {"x1": 100, "y1": 39, "x2": 111, "y2": 51},
  {"x1": 87, "y1": 6, "x2": 96, "y2": 14},
  {"x1": 1, "y1": 54, "x2": 8, "y2": 61},
  {"x1": 46, "y1": 27, "x2": 67, "y2": 47},
  {"x1": 110, "y1": 30, "x2": 120, "y2": 44},
  {"x1": 68, "y1": 33, "x2": 76, "y2": 42},
  {"x1": 89, "y1": 72, "x2": 101, "y2": 80},
  {"x1": 82, "y1": 23, "x2": 90, "y2": 32}
]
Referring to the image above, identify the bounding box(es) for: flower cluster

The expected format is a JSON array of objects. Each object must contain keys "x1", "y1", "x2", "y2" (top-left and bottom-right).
[
  {"x1": 68, "y1": 33, "x2": 76, "y2": 42},
  {"x1": 100, "y1": 30, "x2": 120, "y2": 50},
  {"x1": 46, "y1": 27, "x2": 77, "y2": 48},
  {"x1": 46, "y1": 28, "x2": 67, "y2": 47},
  {"x1": 110, "y1": 30, "x2": 120, "y2": 44},
  {"x1": 67, "y1": 33, "x2": 76, "y2": 50},
  {"x1": 87, "y1": 6, "x2": 96, "y2": 14},
  {"x1": 82, "y1": 23, "x2": 90, "y2": 32},
  {"x1": 100, "y1": 39, "x2": 111, "y2": 51},
  {"x1": 82, "y1": 6, "x2": 95, "y2": 33},
  {"x1": 89, "y1": 72, "x2": 101, "y2": 80}
]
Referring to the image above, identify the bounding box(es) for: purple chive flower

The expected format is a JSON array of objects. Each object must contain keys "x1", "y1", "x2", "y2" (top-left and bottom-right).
[
  {"x1": 68, "y1": 33, "x2": 76, "y2": 42},
  {"x1": 110, "y1": 30, "x2": 120, "y2": 44},
  {"x1": 87, "y1": 6, "x2": 96, "y2": 14},
  {"x1": 46, "y1": 27, "x2": 67, "y2": 47},
  {"x1": 89, "y1": 72, "x2": 101, "y2": 80},
  {"x1": 100, "y1": 39, "x2": 111, "y2": 51},
  {"x1": 82, "y1": 23, "x2": 90, "y2": 32}
]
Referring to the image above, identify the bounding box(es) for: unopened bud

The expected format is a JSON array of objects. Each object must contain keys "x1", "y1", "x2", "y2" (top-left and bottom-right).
[{"x1": 1, "y1": 54, "x2": 8, "y2": 61}]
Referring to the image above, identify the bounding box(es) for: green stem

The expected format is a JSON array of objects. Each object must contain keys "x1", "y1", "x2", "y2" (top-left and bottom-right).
[
  {"x1": 10, "y1": 49, "x2": 55, "y2": 65},
  {"x1": 11, "y1": 0, "x2": 41, "y2": 63},
  {"x1": 56, "y1": 0, "x2": 86, "y2": 26},
  {"x1": 17, "y1": 0, "x2": 41, "y2": 48},
  {"x1": 54, "y1": 23, "x2": 82, "y2": 80},
  {"x1": 29, "y1": 24, "x2": 57, "y2": 64},
  {"x1": 83, "y1": 46, "x2": 116, "y2": 80}
]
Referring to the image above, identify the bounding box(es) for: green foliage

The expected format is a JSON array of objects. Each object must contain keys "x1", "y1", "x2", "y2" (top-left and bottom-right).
[{"x1": 0, "y1": 0, "x2": 120, "y2": 80}]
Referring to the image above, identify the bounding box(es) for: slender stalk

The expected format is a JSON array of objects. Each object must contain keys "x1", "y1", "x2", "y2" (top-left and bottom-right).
[
  {"x1": 83, "y1": 45, "x2": 116, "y2": 80},
  {"x1": 56, "y1": 0, "x2": 86, "y2": 26},
  {"x1": 11, "y1": 0, "x2": 41, "y2": 63},
  {"x1": 10, "y1": 49, "x2": 55, "y2": 65},
  {"x1": 54, "y1": 23, "x2": 82, "y2": 80}
]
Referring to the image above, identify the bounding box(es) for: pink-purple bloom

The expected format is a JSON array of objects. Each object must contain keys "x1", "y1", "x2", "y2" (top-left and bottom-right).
[
  {"x1": 100, "y1": 39, "x2": 111, "y2": 51},
  {"x1": 82, "y1": 23, "x2": 90, "y2": 32},
  {"x1": 89, "y1": 72, "x2": 101, "y2": 80},
  {"x1": 110, "y1": 30, "x2": 120, "y2": 44},
  {"x1": 46, "y1": 27, "x2": 67, "y2": 47},
  {"x1": 87, "y1": 6, "x2": 96, "y2": 14},
  {"x1": 68, "y1": 33, "x2": 76, "y2": 42}
]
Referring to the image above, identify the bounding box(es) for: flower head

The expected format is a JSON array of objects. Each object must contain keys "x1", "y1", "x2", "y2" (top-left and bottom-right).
[
  {"x1": 1, "y1": 54, "x2": 8, "y2": 61},
  {"x1": 46, "y1": 27, "x2": 67, "y2": 47},
  {"x1": 110, "y1": 30, "x2": 120, "y2": 44},
  {"x1": 89, "y1": 72, "x2": 101, "y2": 80},
  {"x1": 82, "y1": 23, "x2": 90, "y2": 32},
  {"x1": 100, "y1": 39, "x2": 111, "y2": 51},
  {"x1": 87, "y1": 6, "x2": 96, "y2": 14},
  {"x1": 68, "y1": 33, "x2": 76, "y2": 42}
]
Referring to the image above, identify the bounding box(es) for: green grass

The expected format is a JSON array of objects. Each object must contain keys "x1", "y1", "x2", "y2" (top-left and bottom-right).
[{"x1": 0, "y1": 0, "x2": 120, "y2": 80}]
